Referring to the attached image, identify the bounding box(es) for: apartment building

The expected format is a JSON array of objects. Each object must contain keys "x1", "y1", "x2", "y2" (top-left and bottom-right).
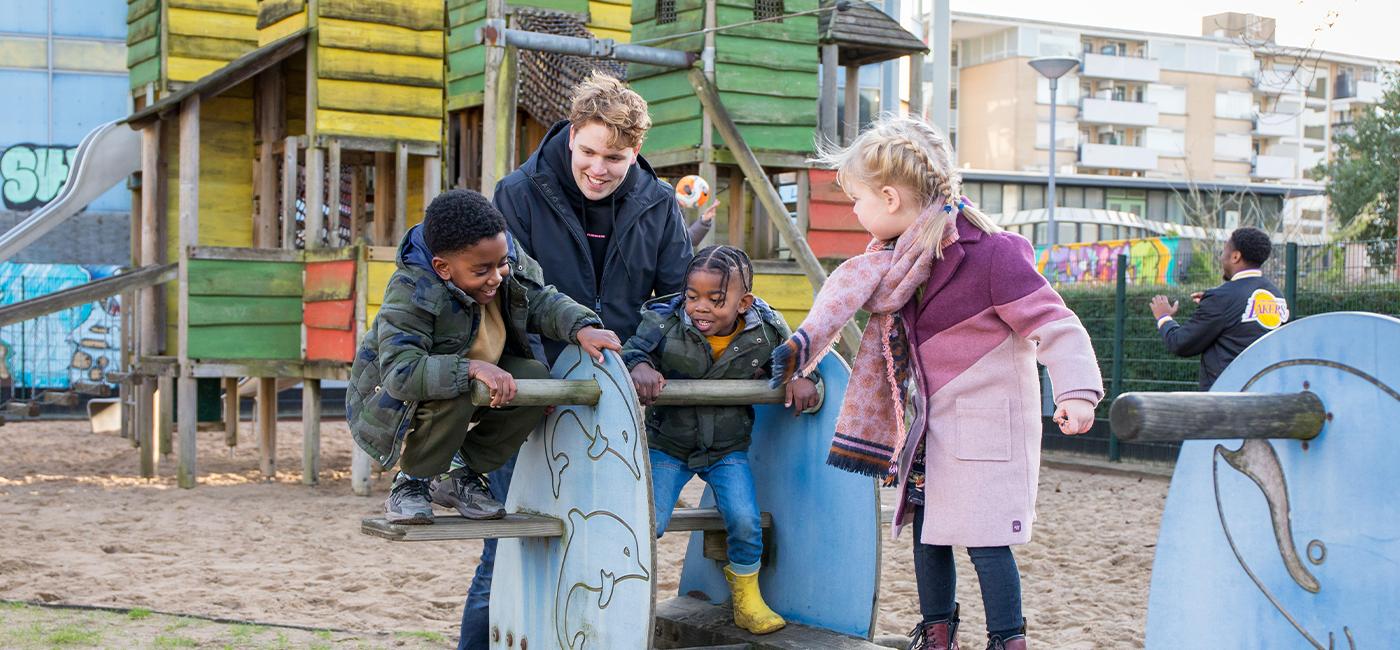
[{"x1": 913, "y1": 10, "x2": 1393, "y2": 241}]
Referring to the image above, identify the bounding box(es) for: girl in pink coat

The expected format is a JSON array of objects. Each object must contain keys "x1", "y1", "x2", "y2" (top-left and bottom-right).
[{"x1": 772, "y1": 115, "x2": 1102, "y2": 650}]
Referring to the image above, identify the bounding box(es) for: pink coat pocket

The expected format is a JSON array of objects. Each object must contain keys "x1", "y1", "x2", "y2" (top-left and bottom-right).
[{"x1": 953, "y1": 398, "x2": 1012, "y2": 461}]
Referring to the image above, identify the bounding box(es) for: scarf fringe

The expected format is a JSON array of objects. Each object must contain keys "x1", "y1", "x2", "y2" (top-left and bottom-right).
[{"x1": 824, "y1": 450, "x2": 892, "y2": 478}]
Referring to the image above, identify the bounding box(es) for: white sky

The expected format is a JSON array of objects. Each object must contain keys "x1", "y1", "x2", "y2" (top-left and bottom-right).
[{"x1": 945, "y1": 0, "x2": 1400, "y2": 62}]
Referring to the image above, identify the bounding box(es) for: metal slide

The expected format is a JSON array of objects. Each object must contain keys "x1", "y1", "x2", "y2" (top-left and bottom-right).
[{"x1": 0, "y1": 119, "x2": 141, "y2": 263}]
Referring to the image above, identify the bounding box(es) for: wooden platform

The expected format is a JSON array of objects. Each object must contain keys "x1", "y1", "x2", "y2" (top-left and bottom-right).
[{"x1": 361, "y1": 507, "x2": 776, "y2": 542}]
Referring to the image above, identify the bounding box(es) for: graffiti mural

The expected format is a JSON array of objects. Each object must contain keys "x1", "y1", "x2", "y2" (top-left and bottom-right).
[
  {"x1": 1, "y1": 144, "x2": 77, "y2": 211},
  {"x1": 0, "y1": 262, "x2": 120, "y2": 390},
  {"x1": 1035, "y1": 237, "x2": 1189, "y2": 286}
]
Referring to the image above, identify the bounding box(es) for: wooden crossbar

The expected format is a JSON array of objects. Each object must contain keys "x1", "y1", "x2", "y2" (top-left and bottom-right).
[
  {"x1": 468, "y1": 379, "x2": 787, "y2": 407},
  {"x1": 361, "y1": 507, "x2": 776, "y2": 543}
]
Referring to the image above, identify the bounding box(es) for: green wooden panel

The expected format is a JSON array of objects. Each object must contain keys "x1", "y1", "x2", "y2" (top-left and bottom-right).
[
  {"x1": 447, "y1": 76, "x2": 484, "y2": 102},
  {"x1": 188, "y1": 324, "x2": 302, "y2": 360},
  {"x1": 632, "y1": 0, "x2": 703, "y2": 23},
  {"x1": 448, "y1": 0, "x2": 473, "y2": 8},
  {"x1": 447, "y1": 17, "x2": 486, "y2": 51},
  {"x1": 628, "y1": 72, "x2": 696, "y2": 103},
  {"x1": 187, "y1": 260, "x2": 304, "y2": 297},
  {"x1": 646, "y1": 95, "x2": 702, "y2": 127},
  {"x1": 719, "y1": 67, "x2": 819, "y2": 99},
  {"x1": 188, "y1": 295, "x2": 303, "y2": 326},
  {"x1": 449, "y1": 2, "x2": 486, "y2": 27},
  {"x1": 128, "y1": 9, "x2": 160, "y2": 45},
  {"x1": 127, "y1": 0, "x2": 159, "y2": 23},
  {"x1": 127, "y1": 35, "x2": 160, "y2": 66},
  {"x1": 447, "y1": 45, "x2": 484, "y2": 81},
  {"x1": 129, "y1": 56, "x2": 161, "y2": 89},
  {"x1": 713, "y1": 5, "x2": 817, "y2": 43},
  {"x1": 712, "y1": 92, "x2": 815, "y2": 126},
  {"x1": 640, "y1": 120, "x2": 700, "y2": 156},
  {"x1": 719, "y1": 123, "x2": 819, "y2": 154},
  {"x1": 715, "y1": 34, "x2": 816, "y2": 69}
]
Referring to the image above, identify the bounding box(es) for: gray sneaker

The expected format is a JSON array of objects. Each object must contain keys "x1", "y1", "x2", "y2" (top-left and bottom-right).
[
  {"x1": 430, "y1": 470, "x2": 506, "y2": 520},
  {"x1": 385, "y1": 473, "x2": 434, "y2": 525}
]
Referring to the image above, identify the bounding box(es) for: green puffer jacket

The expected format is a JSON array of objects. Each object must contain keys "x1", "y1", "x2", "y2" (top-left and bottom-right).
[
  {"x1": 621, "y1": 294, "x2": 823, "y2": 470},
  {"x1": 347, "y1": 225, "x2": 601, "y2": 469}
]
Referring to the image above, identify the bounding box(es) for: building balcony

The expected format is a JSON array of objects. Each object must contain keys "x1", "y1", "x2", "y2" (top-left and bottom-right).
[
  {"x1": 1253, "y1": 112, "x2": 1298, "y2": 138},
  {"x1": 1251, "y1": 154, "x2": 1295, "y2": 180},
  {"x1": 1079, "y1": 97, "x2": 1159, "y2": 127},
  {"x1": 1253, "y1": 69, "x2": 1308, "y2": 96},
  {"x1": 1079, "y1": 52, "x2": 1160, "y2": 83},
  {"x1": 1334, "y1": 79, "x2": 1383, "y2": 104},
  {"x1": 1078, "y1": 143, "x2": 1158, "y2": 171}
]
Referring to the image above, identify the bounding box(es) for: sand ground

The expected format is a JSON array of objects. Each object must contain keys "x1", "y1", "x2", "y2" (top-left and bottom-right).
[{"x1": 0, "y1": 419, "x2": 1167, "y2": 648}]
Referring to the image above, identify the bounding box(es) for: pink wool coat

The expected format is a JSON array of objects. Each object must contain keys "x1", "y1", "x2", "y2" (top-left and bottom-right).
[{"x1": 892, "y1": 216, "x2": 1104, "y2": 547}]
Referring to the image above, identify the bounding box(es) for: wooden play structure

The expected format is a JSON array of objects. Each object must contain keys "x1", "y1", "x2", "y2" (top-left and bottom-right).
[
  {"x1": 363, "y1": 347, "x2": 890, "y2": 648},
  {"x1": 1110, "y1": 312, "x2": 1400, "y2": 648}
]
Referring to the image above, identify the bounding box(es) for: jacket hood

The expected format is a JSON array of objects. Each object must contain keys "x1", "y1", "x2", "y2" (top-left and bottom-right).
[{"x1": 397, "y1": 223, "x2": 435, "y2": 273}]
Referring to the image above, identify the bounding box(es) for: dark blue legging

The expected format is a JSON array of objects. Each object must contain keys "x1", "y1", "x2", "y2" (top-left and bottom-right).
[{"x1": 912, "y1": 505, "x2": 1025, "y2": 639}]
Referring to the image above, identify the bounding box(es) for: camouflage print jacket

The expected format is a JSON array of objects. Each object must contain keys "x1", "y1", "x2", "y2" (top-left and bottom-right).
[
  {"x1": 347, "y1": 225, "x2": 601, "y2": 469},
  {"x1": 621, "y1": 294, "x2": 823, "y2": 470}
]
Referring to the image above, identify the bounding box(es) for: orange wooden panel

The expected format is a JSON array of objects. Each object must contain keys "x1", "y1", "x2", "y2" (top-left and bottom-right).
[
  {"x1": 305, "y1": 259, "x2": 357, "y2": 301},
  {"x1": 809, "y1": 201, "x2": 865, "y2": 232},
  {"x1": 808, "y1": 169, "x2": 849, "y2": 203},
  {"x1": 306, "y1": 327, "x2": 357, "y2": 362},
  {"x1": 303, "y1": 299, "x2": 356, "y2": 331},
  {"x1": 808, "y1": 230, "x2": 872, "y2": 259}
]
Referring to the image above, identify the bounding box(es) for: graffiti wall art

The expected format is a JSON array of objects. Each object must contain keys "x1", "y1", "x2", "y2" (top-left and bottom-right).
[
  {"x1": 0, "y1": 262, "x2": 120, "y2": 390},
  {"x1": 1, "y1": 144, "x2": 77, "y2": 211},
  {"x1": 1035, "y1": 237, "x2": 1189, "y2": 286}
]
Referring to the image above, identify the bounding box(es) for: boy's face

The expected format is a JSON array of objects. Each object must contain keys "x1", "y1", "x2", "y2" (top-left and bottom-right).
[
  {"x1": 1220, "y1": 239, "x2": 1244, "y2": 281},
  {"x1": 568, "y1": 121, "x2": 639, "y2": 201},
  {"x1": 684, "y1": 268, "x2": 753, "y2": 337},
  {"x1": 432, "y1": 232, "x2": 511, "y2": 304}
]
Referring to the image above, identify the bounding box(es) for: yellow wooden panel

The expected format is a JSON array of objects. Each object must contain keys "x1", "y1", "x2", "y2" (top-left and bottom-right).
[
  {"x1": 168, "y1": 34, "x2": 257, "y2": 61},
  {"x1": 318, "y1": 0, "x2": 443, "y2": 32},
  {"x1": 319, "y1": 17, "x2": 443, "y2": 58},
  {"x1": 258, "y1": 11, "x2": 307, "y2": 46},
  {"x1": 168, "y1": 56, "x2": 228, "y2": 82},
  {"x1": 588, "y1": 2, "x2": 632, "y2": 37},
  {"x1": 0, "y1": 37, "x2": 48, "y2": 69},
  {"x1": 407, "y1": 160, "x2": 425, "y2": 227},
  {"x1": 52, "y1": 40, "x2": 127, "y2": 72},
  {"x1": 367, "y1": 260, "x2": 396, "y2": 306},
  {"x1": 315, "y1": 109, "x2": 441, "y2": 143},
  {"x1": 318, "y1": 46, "x2": 443, "y2": 87},
  {"x1": 168, "y1": 7, "x2": 257, "y2": 38},
  {"x1": 752, "y1": 273, "x2": 815, "y2": 311},
  {"x1": 200, "y1": 115, "x2": 255, "y2": 248},
  {"x1": 588, "y1": 26, "x2": 630, "y2": 43},
  {"x1": 200, "y1": 96, "x2": 255, "y2": 122},
  {"x1": 777, "y1": 309, "x2": 808, "y2": 329},
  {"x1": 169, "y1": 0, "x2": 258, "y2": 15},
  {"x1": 317, "y1": 79, "x2": 442, "y2": 119}
]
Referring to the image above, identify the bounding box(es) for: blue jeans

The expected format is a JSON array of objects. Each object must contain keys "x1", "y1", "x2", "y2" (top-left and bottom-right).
[
  {"x1": 456, "y1": 454, "x2": 514, "y2": 650},
  {"x1": 651, "y1": 449, "x2": 762, "y2": 572},
  {"x1": 911, "y1": 504, "x2": 1024, "y2": 638}
]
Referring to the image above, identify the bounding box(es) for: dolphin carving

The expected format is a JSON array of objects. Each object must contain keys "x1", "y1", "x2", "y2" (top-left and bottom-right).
[{"x1": 554, "y1": 509, "x2": 650, "y2": 650}]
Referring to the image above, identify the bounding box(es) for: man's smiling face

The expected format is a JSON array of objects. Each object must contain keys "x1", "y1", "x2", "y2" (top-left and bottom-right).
[{"x1": 568, "y1": 121, "x2": 639, "y2": 201}]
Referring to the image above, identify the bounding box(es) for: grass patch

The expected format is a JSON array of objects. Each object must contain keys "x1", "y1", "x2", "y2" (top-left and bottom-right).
[
  {"x1": 153, "y1": 634, "x2": 198, "y2": 648},
  {"x1": 314, "y1": 630, "x2": 332, "y2": 641},
  {"x1": 164, "y1": 617, "x2": 193, "y2": 631},
  {"x1": 127, "y1": 607, "x2": 153, "y2": 620},
  {"x1": 0, "y1": 601, "x2": 28, "y2": 611},
  {"x1": 45, "y1": 623, "x2": 102, "y2": 646},
  {"x1": 396, "y1": 630, "x2": 448, "y2": 644}
]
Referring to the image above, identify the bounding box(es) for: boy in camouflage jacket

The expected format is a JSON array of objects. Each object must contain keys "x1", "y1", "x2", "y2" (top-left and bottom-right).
[{"x1": 348, "y1": 190, "x2": 619, "y2": 524}]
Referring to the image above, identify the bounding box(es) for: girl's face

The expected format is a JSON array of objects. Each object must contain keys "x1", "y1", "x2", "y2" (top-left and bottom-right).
[
  {"x1": 847, "y1": 180, "x2": 919, "y2": 241},
  {"x1": 684, "y1": 268, "x2": 753, "y2": 337}
]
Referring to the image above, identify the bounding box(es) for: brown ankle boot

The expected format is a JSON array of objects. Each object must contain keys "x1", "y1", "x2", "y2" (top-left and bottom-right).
[
  {"x1": 908, "y1": 604, "x2": 960, "y2": 650},
  {"x1": 985, "y1": 625, "x2": 1026, "y2": 650}
]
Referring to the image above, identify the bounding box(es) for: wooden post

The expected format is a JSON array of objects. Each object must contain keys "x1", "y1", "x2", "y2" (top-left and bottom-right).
[
  {"x1": 908, "y1": 52, "x2": 924, "y2": 118},
  {"x1": 158, "y1": 375, "x2": 173, "y2": 456},
  {"x1": 256, "y1": 66, "x2": 284, "y2": 248},
  {"x1": 302, "y1": 378, "x2": 321, "y2": 485},
  {"x1": 327, "y1": 139, "x2": 342, "y2": 247},
  {"x1": 394, "y1": 143, "x2": 409, "y2": 241},
  {"x1": 424, "y1": 155, "x2": 441, "y2": 208},
  {"x1": 820, "y1": 44, "x2": 839, "y2": 146},
  {"x1": 282, "y1": 136, "x2": 298, "y2": 248},
  {"x1": 138, "y1": 124, "x2": 162, "y2": 477},
  {"x1": 796, "y1": 169, "x2": 811, "y2": 249},
  {"x1": 256, "y1": 376, "x2": 277, "y2": 478},
  {"x1": 727, "y1": 167, "x2": 746, "y2": 248},
  {"x1": 480, "y1": 5, "x2": 518, "y2": 198},
  {"x1": 844, "y1": 65, "x2": 861, "y2": 144},
  {"x1": 688, "y1": 69, "x2": 862, "y2": 359},
  {"x1": 222, "y1": 377, "x2": 238, "y2": 447},
  {"x1": 372, "y1": 152, "x2": 393, "y2": 245},
  {"x1": 350, "y1": 166, "x2": 366, "y2": 244},
  {"x1": 305, "y1": 146, "x2": 325, "y2": 249},
  {"x1": 177, "y1": 95, "x2": 200, "y2": 488},
  {"x1": 1110, "y1": 391, "x2": 1325, "y2": 442}
]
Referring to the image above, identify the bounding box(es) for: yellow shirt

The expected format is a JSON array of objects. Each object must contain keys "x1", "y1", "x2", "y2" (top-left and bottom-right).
[
  {"x1": 705, "y1": 317, "x2": 745, "y2": 360},
  {"x1": 466, "y1": 295, "x2": 506, "y2": 365}
]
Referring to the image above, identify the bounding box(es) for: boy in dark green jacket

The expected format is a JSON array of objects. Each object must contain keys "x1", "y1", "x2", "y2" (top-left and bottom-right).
[
  {"x1": 348, "y1": 190, "x2": 620, "y2": 524},
  {"x1": 623, "y1": 245, "x2": 821, "y2": 634}
]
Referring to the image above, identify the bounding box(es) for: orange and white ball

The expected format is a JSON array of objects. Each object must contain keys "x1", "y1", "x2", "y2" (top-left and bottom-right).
[{"x1": 675, "y1": 175, "x2": 710, "y2": 209}]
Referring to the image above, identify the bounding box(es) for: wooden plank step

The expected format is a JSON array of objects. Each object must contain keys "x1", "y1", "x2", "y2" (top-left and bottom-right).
[
  {"x1": 362, "y1": 513, "x2": 564, "y2": 542},
  {"x1": 39, "y1": 391, "x2": 80, "y2": 407},
  {"x1": 72, "y1": 382, "x2": 114, "y2": 397},
  {"x1": 1, "y1": 401, "x2": 39, "y2": 418}
]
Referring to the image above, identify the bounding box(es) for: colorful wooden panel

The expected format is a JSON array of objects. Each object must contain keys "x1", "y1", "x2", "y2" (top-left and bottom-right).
[
  {"x1": 257, "y1": 0, "x2": 307, "y2": 46},
  {"x1": 751, "y1": 272, "x2": 813, "y2": 329},
  {"x1": 186, "y1": 258, "x2": 304, "y2": 360},
  {"x1": 1147, "y1": 313, "x2": 1400, "y2": 648},
  {"x1": 127, "y1": 0, "x2": 161, "y2": 90},
  {"x1": 807, "y1": 169, "x2": 866, "y2": 259},
  {"x1": 166, "y1": 0, "x2": 259, "y2": 84},
  {"x1": 304, "y1": 259, "x2": 357, "y2": 362},
  {"x1": 588, "y1": 0, "x2": 632, "y2": 42},
  {"x1": 446, "y1": 0, "x2": 589, "y2": 110},
  {"x1": 364, "y1": 257, "x2": 396, "y2": 329}
]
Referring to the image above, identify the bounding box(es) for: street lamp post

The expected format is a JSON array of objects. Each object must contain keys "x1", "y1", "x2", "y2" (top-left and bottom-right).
[{"x1": 1029, "y1": 56, "x2": 1080, "y2": 247}]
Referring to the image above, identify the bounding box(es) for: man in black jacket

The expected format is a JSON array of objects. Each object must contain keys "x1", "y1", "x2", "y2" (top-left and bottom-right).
[
  {"x1": 457, "y1": 73, "x2": 692, "y2": 650},
  {"x1": 1150, "y1": 227, "x2": 1290, "y2": 390}
]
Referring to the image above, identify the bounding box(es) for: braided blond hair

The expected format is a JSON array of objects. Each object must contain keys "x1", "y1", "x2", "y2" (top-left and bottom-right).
[{"x1": 812, "y1": 114, "x2": 1000, "y2": 256}]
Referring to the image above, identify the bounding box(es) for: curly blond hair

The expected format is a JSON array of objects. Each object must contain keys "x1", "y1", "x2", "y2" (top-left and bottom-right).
[
  {"x1": 569, "y1": 73, "x2": 651, "y2": 150},
  {"x1": 813, "y1": 114, "x2": 1000, "y2": 254}
]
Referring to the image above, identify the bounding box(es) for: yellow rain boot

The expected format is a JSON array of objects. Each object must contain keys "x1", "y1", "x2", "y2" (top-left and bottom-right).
[{"x1": 724, "y1": 565, "x2": 786, "y2": 634}]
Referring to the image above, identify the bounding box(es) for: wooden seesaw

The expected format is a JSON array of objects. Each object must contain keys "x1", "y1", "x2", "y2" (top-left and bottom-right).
[
  {"x1": 1110, "y1": 312, "x2": 1400, "y2": 649},
  {"x1": 362, "y1": 346, "x2": 892, "y2": 649}
]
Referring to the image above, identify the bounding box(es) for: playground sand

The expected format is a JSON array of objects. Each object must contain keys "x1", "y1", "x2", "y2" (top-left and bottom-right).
[{"x1": 0, "y1": 420, "x2": 1167, "y2": 647}]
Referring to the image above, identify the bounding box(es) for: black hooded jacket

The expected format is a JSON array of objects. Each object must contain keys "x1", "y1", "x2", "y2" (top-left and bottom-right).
[{"x1": 493, "y1": 120, "x2": 693, "y2": 360}]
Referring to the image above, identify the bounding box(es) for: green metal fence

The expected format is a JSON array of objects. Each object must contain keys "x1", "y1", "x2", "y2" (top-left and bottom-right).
[{"x1": 1044, "y1": 238, "x2": 1400, "y2": 464}]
